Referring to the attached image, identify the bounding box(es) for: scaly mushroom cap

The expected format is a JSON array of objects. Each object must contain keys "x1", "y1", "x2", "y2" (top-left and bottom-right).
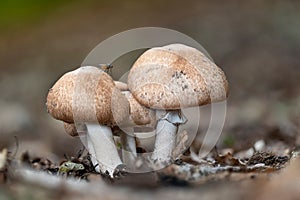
[
  {"x1": 63, "y1": 122, "x2": 79, "y2": 137},
  {"x1": 63, "y1": 122, "x2": 125, "y2": 137},
  {"x1": 46, "y1": 66, "x2": 129, "y2": 126},
  {"x1": 114, "y1": 81, "x2": 129, "y2": 91},
  {"x1": 122, "y1": 91, "x2": 156, "y2": 127},
  {"x1": 63, "y1": 91, "x2": 156, "y2": 137},
  {"x1": 128, "y1": 43, "x2": 229, "y2": 110}
]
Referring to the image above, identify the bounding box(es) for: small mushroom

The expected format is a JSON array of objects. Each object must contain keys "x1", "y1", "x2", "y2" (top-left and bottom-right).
[
  {"x1": 114, "y1": 81, "x2": 129, "y2": 91},
  {"x1": 120, "y1": 91, "x2": 156, "y2": 164},
  {"x1": 46, "y1": 66, "x2": 129, "y2": 177},
  {"x1": 128, "y1": 43, "x2": 229, "y2": 167},
  {"x1": 121, "y1": 91, "x2": 156, "y2": 128}
]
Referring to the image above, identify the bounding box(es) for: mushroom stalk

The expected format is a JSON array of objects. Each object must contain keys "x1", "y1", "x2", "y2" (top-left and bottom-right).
[
  {"x1": 86, "y1": 134, "x2": 100, "y2": 172},
  {"x1": 120, "y1": 132, "x2": 137, "y2": 169},
  {"x1": 151, "y1": 110, "x2": 187, "y2": 168},
  {"x1": 120, "y1": 133, "x2": 137, "y2": 157},
  {"x1": 85, "y1": 123, "x2": 122, "y2": 177}
]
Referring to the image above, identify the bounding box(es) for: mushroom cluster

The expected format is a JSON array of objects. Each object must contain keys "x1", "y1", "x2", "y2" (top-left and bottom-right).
[{"x1": 46, "y1": 43, "x2": 228, "y2": 177}]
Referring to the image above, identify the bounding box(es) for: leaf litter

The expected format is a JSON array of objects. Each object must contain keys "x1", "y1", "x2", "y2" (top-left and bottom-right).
[{"x1": 0, "y1": 124, "x2": 299, "y2": 199}]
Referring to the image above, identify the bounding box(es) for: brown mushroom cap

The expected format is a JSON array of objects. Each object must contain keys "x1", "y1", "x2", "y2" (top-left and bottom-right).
[
  {"x1": 46, "y1": 66, "x2": 129, "y2": 126},
  {"x1": 63, "y1": 122, "x2": 127, "y2": 137},
  {"x1": 63, "y1": 122, "x2": 79, "y2": 137},
  {"x1": 63, "y1": 91, "x2": 156, "y2": 137},
  {"x1": 128, "y1": 43, "x2": 229, "y2": 110},
  {"x1": 114, "y1": 81, "x2": 129, "y2": 91},
  {"x1": 122, "y1": 91, "x2": 156, "y2": 127}
]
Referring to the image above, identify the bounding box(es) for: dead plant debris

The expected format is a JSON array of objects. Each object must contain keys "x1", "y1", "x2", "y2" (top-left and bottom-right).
[{"x1": 0, "y1": 140, "x2": 293, "y2": 188}]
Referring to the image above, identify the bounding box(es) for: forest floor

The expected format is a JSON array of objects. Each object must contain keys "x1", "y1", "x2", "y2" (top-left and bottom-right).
[{"x1": 1, "y1": 129, "x2": 300, "y2": 200}]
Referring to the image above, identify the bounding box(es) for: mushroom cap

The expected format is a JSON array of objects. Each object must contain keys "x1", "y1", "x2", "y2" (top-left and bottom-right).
[
  {"x1": 114, "y1": 81, "x2": 129, "y2": 91},
  {"x1": 63, "y1": 122, "x2": 79, "y2": 137},
  {"x1": 63, "y1": 122, "x2": 127, "y2": 137},
  {"x1": 46, "y1": 66, "x2": 129, "y2": 126},
  {"x1": 121, "y1": 91, "x2": 156, "y2": 127},
  {"x1": 128, "y1": 43, "x2": 229, "y2": 110}
]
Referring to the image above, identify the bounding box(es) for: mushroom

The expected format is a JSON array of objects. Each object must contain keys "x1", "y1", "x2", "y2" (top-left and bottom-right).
[
  {"x1": 121, "y1": 91, "x2": 156, "y2": 128},
  {"x1": 128, "y1": 43, "x2": 229, "y2": 168},
  {"x1": 62, "y1": 90, "x2": 156, "y2": 170},
  {"x1": 46, "y1": 66, "x2": 129, "y2": 177},
  {"x1": 114, "y1": 81, "x2": 129, "y2": 91},
  {"x1": 119, "y1": 91, "x2": 156, "y2": 167}
]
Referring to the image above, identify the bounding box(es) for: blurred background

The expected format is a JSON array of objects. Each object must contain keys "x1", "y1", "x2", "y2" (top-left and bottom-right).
[{"x1": 0, "y1": 0, "x2": 299, "y2": 161}]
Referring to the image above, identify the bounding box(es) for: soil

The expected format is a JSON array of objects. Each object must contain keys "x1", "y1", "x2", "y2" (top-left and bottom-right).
[{"x1": 0, "y1": 135, "x2": 299, "y2": 199}]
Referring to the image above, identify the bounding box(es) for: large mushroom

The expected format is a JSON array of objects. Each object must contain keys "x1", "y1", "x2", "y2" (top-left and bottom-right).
[
  {"x1": 46, "y1": 66, "x2": 129, "y2": 177},
  {"x1": 128, "y1": 43, "x2": 229, "y2": 168}
]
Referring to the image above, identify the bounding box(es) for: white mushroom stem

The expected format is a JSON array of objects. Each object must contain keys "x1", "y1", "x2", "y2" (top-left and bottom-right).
[
  {"x1": 85, "y1": 123, "x2": 122, "y2": 178},
  {"x1": 120, "y1": 131, "x2": 137, "y2": 169},
  {"x1": 151, "y1": 110, "x2": 187, "y2": 168},
  {"x1": 152, "y1": 120, "x2": 177, "y2": 162},
  {"x1": 86, "y1": 134, "x2": 100, "y2": 172},
  {"x1": 120, "y1": 133, "x2": 137, "y2": 157}
]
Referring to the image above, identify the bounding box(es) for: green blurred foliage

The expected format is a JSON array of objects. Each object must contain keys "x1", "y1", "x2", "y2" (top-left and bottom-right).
[
  {"x1": 0, "y1": 0, "x2": 71, "y2": 28},
  {"x1": 222, "y1": 135, "x2": 236, "y2": 148}
]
